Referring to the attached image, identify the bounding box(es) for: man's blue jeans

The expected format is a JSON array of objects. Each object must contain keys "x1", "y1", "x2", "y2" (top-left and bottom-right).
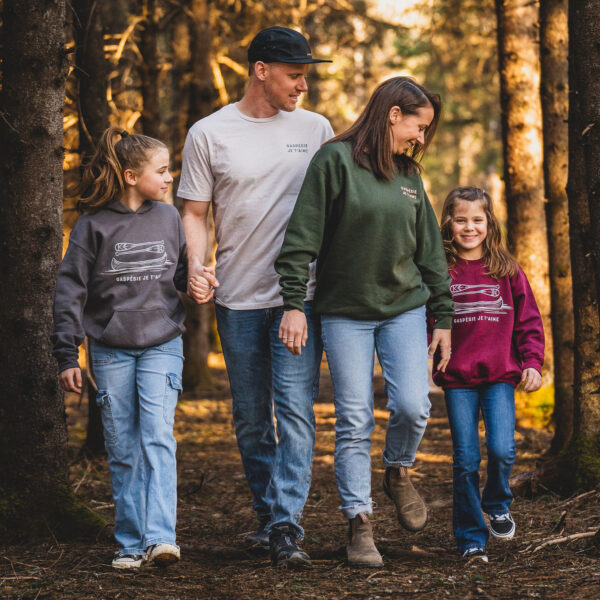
[
  {"x1": 320, "y1": 306, "x2": 431, "y2": 519},
  {"x1": 445, "y1": 383, "x2": 516, "y2": 553},
  {"x1": 215, "y1": 302, "x2": 321, "y2": 539},
  {"x1": 90, "y1": 336, "x2": 183, "y2": 554}
]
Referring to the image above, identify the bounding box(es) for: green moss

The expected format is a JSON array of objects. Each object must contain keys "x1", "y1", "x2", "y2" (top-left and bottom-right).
[
  {"x1": 564, "y1": 434, "x2": 600, "y2": 491},
  {"x1": 0, "y1": 482, "x2": 106, "y2": 541}
]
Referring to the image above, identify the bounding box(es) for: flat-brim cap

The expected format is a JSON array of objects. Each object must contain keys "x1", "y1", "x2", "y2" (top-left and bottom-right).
[{"x1": 248, "y1": 26, "x2": 332, "y2": 64}]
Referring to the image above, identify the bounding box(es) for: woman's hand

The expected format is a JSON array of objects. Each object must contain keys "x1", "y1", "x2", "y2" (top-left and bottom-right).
[
  {"x1": 59, "y1": 367, "x2": 83, "y2": 394},
  {"x1": 188, "y1": 265, "x2": 219, "y2": 304},
  {"x1": 279, "y1": 309, "x2": 308, "y2": 356},
  {"x1": 428, "y1": 328, "x2": 452, "y2": 373},
  {"x1": 521, "y1": 368, "x2": 542, "y2": 393}
]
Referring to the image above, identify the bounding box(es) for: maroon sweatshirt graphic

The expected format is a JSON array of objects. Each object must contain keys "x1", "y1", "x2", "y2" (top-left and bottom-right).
[{"x1": 432, "y1": 258, "x2": 544, "y2": 390}]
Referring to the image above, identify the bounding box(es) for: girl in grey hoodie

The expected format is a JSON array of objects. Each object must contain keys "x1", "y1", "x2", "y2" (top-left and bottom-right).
[{"x1": 52, "y1": 127, "x2": 201, "y2": 570}]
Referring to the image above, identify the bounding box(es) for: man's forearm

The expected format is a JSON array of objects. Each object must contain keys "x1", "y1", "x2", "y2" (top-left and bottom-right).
[{"x1": 182, "y1": 203, "x2": 210, "y2": 277}]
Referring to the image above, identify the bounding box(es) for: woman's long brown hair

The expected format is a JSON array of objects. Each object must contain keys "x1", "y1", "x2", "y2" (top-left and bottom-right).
[
  {"x1": 327, "y1": 76, "x2": 441, "y2": 180},
  {"x1": 440, "y1": 186, "x2": 518, "y2": 279},
  {"x1": 74, "y1": 127, "x2": 166, "y2": 212}
]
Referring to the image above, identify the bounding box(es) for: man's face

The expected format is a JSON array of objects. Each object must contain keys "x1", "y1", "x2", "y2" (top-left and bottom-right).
[{"x1": 263, "y1": 63, "x2": 309, "y2": 112}]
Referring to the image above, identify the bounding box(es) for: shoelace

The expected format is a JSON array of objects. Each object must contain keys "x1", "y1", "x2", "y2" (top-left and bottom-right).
[{"x1": 491, "y1": 513, "x2": 510, "y2": 522}]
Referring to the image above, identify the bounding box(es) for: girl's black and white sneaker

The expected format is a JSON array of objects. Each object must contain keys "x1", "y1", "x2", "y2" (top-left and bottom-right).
[
  {"x1": 462, "y1": 547, "x2": 488, "y2": 563},
  {"x1": 111, "y1": 551, "x2": 145, "y2": 570},
  {"x1": 489, "y1": 512, "x2": 515, "y2": 539}
]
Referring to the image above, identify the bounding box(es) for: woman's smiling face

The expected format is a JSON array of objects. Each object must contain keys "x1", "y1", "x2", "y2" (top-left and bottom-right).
[{"x1": 389, "y1": 104, "x2": 434, "y2": 155}]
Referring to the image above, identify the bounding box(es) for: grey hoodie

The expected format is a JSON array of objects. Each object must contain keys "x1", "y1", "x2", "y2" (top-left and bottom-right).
[{"x1": 52, "y1": 199, "x2": 187, "y2": 372}]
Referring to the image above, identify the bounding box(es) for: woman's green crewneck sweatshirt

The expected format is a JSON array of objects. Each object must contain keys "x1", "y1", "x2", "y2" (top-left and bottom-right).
[{"x1": 275, "y1": 141, "x2": 454, "y2": 328}]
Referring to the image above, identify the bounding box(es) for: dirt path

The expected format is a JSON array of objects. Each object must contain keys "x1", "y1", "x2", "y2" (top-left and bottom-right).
[{"x1": 2, "y1": 364, "x2": 600, "y2": 599}]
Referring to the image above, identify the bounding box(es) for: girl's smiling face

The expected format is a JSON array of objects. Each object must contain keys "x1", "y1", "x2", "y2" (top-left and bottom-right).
[
  {"x1": 133, "y1": 148, "x2": 173, "y2": 201},
  {"x1": 451, "y1": 199, "x2": 488, "y2": 259}
]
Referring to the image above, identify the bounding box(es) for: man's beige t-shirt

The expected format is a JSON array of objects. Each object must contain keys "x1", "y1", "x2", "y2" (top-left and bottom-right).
[{"x1": 178, "y1": 103, "x2": 334, "y2": 309}]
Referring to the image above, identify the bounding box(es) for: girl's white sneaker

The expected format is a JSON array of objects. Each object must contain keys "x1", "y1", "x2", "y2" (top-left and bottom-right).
[
  {"x1": 111, "y1": 552, "x2": 145, "y2": 570},
  {"x1": 146, "y1": 543, "x2": 180, "y2": 566}
]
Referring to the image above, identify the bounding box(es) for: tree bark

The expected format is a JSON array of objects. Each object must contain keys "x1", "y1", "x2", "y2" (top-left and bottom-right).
[
  {"x1": 140, "y1": 0, "x2": 161, "y2": 138},
  {"x1": 73, "y1": 0, "x2": 110, "y2": 456},
  {"x1": 180, "y1": 0, "x2": 216, "y2": 392},
  {"x1": 540, "y1": 0, "x2": 574, "y2": 454},
  {"x1": 496, "y1": 0, "x2": 553, "y2": 384},
  {"x1": 0, "y1": 0, "x2": 104, "y2": 538},
  {"x1": 560, "y1": 0, "x2": 600, "y2": 491},
  {"x1": 73, "y1": 0, "x2": 110, "y2": 163}
]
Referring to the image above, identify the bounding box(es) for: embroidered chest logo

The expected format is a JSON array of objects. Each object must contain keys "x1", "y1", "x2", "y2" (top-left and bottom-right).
[
  {"x1": 451, "y1": 283, "x2": 513, "y2": 321},
  {"x1": 400, "y1": 186, "x2": 418, "y2": 200},
  {"x1": 286, "y1": 143, "x2": 309, "y2": 154},
  {"x1": 104, "y1": 240, "x2": 173, "y2": 282}
]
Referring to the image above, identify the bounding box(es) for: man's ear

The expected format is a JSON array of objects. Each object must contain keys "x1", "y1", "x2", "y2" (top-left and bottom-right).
[
  {"x1": 123, "y1": 168, "x2": 136, "y2": 186},
  {"x1": 254, "y1": 61, "x2": 268, "y2": 82}
]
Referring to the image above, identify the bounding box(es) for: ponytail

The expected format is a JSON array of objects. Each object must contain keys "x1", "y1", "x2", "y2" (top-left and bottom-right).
[{"x1": 74, "y1": 127, "x2": 167, "y2": 212}]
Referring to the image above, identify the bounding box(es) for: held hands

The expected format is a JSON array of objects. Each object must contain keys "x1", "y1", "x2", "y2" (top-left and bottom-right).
[
  {"x1": 59, "y1": 367, "x2": 82, "y2": 394},
  {"x1": 279, "y1": 309, "x2": 308, "y2": 356},
  {"x1": 188, "y1": 265, "x2": 219, "y2": 304},
  {"x1": 428, "y1": 328, "x2": 452, "y2": 373},
  {"x1": 521, "y1": 368, "x2": 542, "y2": 393}
]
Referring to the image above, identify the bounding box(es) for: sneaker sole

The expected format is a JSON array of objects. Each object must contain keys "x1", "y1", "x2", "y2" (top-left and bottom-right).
[
  {"x1": 272, "y1": 553, "x2": 312, "y2": 568},
  {"x1": 112, "y1": 561, "x2": 144, "y2": 570},
  {"x1": 382, "y1": 480, "x2": 429, "y2": 532},
  {"x1": 489, "y1": 527, "x2": 515, "y2": 540},
  {"x1": 150, "y1": 553, "x2": 180, "y2": 567}
]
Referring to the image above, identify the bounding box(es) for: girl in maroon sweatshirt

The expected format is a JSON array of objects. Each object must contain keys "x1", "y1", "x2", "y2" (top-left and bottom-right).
[{"x1": 434, "y1": 186, "x2": 544, "y2": 562}]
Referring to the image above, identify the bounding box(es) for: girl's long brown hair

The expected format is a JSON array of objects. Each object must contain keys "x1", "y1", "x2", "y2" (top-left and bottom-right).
[
  {"x1": 441, "y1": 186, "x2": 518, "y2": 279},
  {"x1": 327, "y1": 76, "x2": 441, "y2": 180},
  {"x1": 75, "y1": 127, "x2": 166, "y2": 212}
]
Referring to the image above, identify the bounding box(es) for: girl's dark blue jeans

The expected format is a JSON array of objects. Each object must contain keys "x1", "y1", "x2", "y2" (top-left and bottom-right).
[{"x1": 445, "y1": 383, "x2": 516, "y2": 553}]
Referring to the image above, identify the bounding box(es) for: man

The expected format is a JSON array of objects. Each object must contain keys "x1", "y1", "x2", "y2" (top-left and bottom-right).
[{"x1": 178, "y1": 26, "x2": 333, "y2": 567}]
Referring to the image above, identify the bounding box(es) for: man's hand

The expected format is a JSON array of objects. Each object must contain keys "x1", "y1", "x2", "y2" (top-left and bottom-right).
[
  {"x1": 188, "y1": 265, "x2": 219, "y2": 304},
  {"x1": 279, "y1": 309, "x2": 308, "y2": 356},
  {"x1": 59, "y1": 367, "x2": 82, "y2": 394},
  {"x1": 521, "y1": 368, "x2": 542, "y2": 393},
  {"x1": 428, "y1": 328, "x2": 452, "y2": 373}
]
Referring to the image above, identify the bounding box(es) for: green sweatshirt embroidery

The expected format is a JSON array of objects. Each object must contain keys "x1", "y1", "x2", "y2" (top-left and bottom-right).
[{"x1": 275, "y1": 141, "x2": 454, "y2": 327}]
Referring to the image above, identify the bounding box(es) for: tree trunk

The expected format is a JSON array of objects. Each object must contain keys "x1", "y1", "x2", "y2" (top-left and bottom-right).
[
  {"x1": 180, "y1": 0, "x2": 216, "y2": 392},
  {"x1": 495, "y1": 0, "x2": 554, "y2": 384},
  {"x1": 540, "y1": 0, "x2": 574, "y2": 454},
  {"x1": 73, "y1": 0, "x2": 110, "y2": 456},
  {"x1": 140, "y1": 0, "x2": 161, "y2": 138},
  {"x1": 0, "y1": 0, "x2": 104, "y2": 538},
  {"x1": 560, "y1": 0, "x2": 600, "y2": 491},
  {"x1": 73, "y1": 0, "x2": 110, "y2": 163}
]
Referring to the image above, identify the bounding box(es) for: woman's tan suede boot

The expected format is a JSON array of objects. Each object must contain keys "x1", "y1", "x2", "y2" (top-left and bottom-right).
[
  {"x1": 383, "y1": 466, "x2": 428, "y2": 531},
  {"x1": 346, "y1": 513, "x2": 383, "y2": 568}
]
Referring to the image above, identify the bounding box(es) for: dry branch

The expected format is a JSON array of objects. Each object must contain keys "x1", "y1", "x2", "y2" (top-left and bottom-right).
[{"x1": 532, "y1": 529, "x2": 600, "y2": 553}]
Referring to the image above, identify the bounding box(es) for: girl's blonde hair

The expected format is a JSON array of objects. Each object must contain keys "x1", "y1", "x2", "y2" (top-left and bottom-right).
[
  {"x1": 440, "y1": 186, "x2": 518, "y2": 279},
  {"x1": 75, "y1": 127, "x2": 167, "y2": 212}
]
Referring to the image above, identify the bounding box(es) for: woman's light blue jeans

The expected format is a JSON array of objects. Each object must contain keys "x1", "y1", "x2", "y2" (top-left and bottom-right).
[
  {"x1": 445, "y1": 383, "x2": 516, "y2": 553},
  {"x1": 321, "y1": 306, "x2": 431, "y2": 519},
  {"x1": 90, "y1": 336, "x2": 183, "y2": 555}
]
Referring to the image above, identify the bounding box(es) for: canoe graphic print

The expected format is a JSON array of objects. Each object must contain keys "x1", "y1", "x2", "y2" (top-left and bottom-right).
[
  {"x1": 104, "y1": 240, "x2": 173, "y2": 274},
  {"x1": 451, "y1": 283, "x2": 512, "y2": 315}
]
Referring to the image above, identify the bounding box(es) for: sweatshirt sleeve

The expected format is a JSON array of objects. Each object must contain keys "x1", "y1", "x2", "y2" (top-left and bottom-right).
[
  {"x1": 511, "y1": 266, "x2": 545, "y2": 372},
  {"x1": 51, "y1": 225, "x2": 96, "y2": 373},
  {"x1": 275, "y1": 159, "x2": 331, "y2": 312},
  {"x1": 174, "y1": 213, "x2": 188, "y2": 293},
  {"x1": 414, "y1": 186, "x2": 454, "y2": 329}
]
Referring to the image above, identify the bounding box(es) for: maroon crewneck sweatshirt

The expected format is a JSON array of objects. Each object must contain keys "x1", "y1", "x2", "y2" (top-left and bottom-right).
[{"x1": 432, "y1": 258, "x2": 544, "y2": 390}]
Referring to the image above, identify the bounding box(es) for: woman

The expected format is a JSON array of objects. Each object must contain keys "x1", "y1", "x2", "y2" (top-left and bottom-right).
[{"x1": 275, "y1": 77, "x2": 453, "y2": 567}]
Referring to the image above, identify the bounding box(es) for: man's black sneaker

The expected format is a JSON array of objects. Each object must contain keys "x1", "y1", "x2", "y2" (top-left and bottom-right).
[
  {"x1": 246, "y1": 517, "x2": 270, "y2": 549},
  {"x1": 269, "y1": 524, "x2": 311, "y2": 567},
  {"x1": 462, "y1": 547, "x2": 488, "y2": 563},
  {"x1": 488, "y1": 512, "x2": 515, "y2": 539}
]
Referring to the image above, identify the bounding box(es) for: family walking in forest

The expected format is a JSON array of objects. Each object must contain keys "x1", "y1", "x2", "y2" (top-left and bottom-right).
[{"x1": 51, "y1": 26, "x2": 544, "y2": 571}]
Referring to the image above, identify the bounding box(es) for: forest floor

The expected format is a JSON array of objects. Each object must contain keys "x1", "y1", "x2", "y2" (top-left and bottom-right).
[{"x1": 2, "y1": 359, "x2": 600, "y2": 599}]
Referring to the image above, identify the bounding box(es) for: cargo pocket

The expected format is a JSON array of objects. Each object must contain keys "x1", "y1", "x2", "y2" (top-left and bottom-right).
[
  {"x1": 96, "y1": 390, "x2": 118, "y2": 448},
  {"x1": 163, "y1": 373, "x2": 183, "y2": 425}
]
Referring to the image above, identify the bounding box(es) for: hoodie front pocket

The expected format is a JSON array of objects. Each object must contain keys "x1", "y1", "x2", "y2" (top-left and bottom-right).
[{"x1": 99, "y1": 309, "x2": 181, "y2": 348}]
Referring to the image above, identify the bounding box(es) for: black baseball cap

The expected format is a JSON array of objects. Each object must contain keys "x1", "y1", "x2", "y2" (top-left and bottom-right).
[{"x1": 248, "y1": 26, "x2": 332, "y2": 64}]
